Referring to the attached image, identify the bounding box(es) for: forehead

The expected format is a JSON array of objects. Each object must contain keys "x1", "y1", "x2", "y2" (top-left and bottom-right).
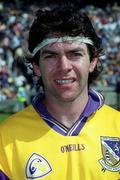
[{"x1": 41, "y1": 41, "x2": 88, "y2": 52}]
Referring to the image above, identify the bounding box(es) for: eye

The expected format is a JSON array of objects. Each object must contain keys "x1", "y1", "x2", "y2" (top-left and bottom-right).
[
  {"x1": 68, "y1": 52, "x2": 83, "y2": 60},
  {"x1": 73, "y1": 52, "x2": 83, "y2": 57},
  {"x1": 44, "y1": 55, "x2": 54, "y2": 59}
]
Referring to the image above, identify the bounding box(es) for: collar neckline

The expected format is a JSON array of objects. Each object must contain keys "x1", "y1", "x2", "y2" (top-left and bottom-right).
[{"x1": 32, "y1": 89, "x2": 104, "y2": 136}]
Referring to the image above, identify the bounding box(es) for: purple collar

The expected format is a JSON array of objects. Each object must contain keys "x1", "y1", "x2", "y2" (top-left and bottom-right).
[{"x1": 32, "y1": 89, "x2": 104, "y2": 136}]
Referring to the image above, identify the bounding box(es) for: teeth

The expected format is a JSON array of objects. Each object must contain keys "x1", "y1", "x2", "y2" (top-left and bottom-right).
[{"x1": 56, "y1": 80, "x2": 73, "y2": 84}]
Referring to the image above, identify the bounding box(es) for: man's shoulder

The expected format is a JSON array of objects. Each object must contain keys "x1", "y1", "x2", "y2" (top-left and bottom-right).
[
  {"x1": 0, "y1": 105, "x2": 39, "y2": 127},
  {"x1": 100, "y1": 104, "x2": 119, "y2": 112},
  {"x1": 97, "y1": 104, "x2": 120, "y2": 118}
]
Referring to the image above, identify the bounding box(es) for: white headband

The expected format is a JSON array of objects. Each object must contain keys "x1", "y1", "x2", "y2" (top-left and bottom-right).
[{"x1": 27, "y1": 36, "x2": 94, "y2": 58}]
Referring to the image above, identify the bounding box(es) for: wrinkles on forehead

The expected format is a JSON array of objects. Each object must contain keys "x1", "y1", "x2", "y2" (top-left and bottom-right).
[{"x1": 40, "y1": 42, "x2": 88, "y2": 56}]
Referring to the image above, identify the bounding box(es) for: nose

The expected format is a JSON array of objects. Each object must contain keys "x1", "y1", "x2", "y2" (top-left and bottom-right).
[{"x1": 58, "y1": 55, "x2": 72, "y2": 73}]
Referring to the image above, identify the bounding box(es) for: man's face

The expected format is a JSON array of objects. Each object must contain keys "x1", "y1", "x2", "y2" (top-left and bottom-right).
[{"x1": 33, "y1": 41, "x2": 97, "y2": 102}]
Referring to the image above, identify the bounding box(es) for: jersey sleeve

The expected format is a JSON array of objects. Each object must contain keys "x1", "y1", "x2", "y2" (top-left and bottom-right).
[{"x1": 0, "y1": 130, "x2": 11, "y2": 180}]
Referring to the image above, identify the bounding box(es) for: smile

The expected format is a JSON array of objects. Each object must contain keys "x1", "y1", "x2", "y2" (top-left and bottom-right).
[{"x1": 55, "y1": 79, "x2": 75, "y2": 84}]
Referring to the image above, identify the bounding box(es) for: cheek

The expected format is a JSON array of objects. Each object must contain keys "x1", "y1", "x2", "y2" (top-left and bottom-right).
[
  {"x1": 47, "y1": 60, "x2": 59, "y2": 72},
  {"x1": 40, "y1": 63, "x2": 56, "y2": 77},
  {"x1": 73, "y1": 60, "x2": 90, "y2": 74}
]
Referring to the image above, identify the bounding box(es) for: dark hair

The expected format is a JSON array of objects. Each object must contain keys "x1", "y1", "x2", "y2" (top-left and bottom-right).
[{"x1": 26, "y1": 4, "x2": 103, "y2": 87}]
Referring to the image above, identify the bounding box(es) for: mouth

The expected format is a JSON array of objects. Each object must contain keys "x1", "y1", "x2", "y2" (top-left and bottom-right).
[{"x1": 55, "y1": 78, "x2": 75, "y2": 85}]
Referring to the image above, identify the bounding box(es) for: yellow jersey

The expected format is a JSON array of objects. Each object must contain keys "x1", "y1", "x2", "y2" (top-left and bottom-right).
[{"x1": 0, "y1": 90, "x2": 120, "y2": 180}]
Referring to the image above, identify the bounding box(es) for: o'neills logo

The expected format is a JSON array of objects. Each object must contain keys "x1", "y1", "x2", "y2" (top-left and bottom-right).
[{"x1": 61, "y1": 144, "x2": 85, "y2": 153}]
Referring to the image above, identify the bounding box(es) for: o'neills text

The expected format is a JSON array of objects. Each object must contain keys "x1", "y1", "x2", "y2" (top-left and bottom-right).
[{"x1": 61, "y1": 144, "x2": 85, "y2": 153}]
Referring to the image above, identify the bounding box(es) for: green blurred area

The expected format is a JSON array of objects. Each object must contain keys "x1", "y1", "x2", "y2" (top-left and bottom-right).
[{"x1": 0, "y1": 114, "x2": 11, "y2": 122}]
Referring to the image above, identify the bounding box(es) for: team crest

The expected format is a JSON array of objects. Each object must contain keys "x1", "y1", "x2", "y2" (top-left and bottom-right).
[
  {"x1": 26, "y1": 153, "x2": 52, "y2": 179},
  {"x1": 99, "y1": 136, "x2": 120, "y2": 173}
]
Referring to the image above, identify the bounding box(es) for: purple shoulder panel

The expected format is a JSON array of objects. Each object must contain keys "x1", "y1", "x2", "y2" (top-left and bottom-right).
[{"x1": 0, "y1": 170, "x2": 10, "y2": 180}]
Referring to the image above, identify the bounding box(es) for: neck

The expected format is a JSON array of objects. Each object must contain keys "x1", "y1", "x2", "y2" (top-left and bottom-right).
[{"x1": 44, "y1": 92, "x2": 89, "y2": 128}]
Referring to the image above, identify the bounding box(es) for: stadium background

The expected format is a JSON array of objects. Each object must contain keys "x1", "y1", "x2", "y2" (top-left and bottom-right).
[{"x1": 0, "y1": 0, "x2": 120, "y2": 121}]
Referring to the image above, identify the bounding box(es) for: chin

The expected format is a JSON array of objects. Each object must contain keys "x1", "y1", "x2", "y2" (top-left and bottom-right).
[{"x1": 57, "y1": 93, "x2": 80, "y2": 102}]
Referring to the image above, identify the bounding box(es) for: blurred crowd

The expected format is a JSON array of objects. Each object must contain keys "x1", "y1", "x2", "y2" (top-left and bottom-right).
[
  {"x1": 0, "y1": 2, "x2": 120, "y2": 104},
  {"x1": 0, "y1": 2, "x2": 35, "y2": 104},
  {"x1": 84, "y1": 3, "x2": 120, "y2": 88}
]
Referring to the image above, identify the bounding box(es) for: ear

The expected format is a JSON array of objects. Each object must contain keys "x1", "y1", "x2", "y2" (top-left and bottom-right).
[
  {"x1": 89, "y1": 58, "x2": 98, "y2": 73},
  {"x1": 32, "y1": 62, "x2": 41, "y2": 76}
]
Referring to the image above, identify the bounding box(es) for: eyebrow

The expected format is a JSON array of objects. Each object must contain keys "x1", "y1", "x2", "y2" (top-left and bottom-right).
[
  {"x1": 40, "y1": 50, "x2": 58, "y2": 56},
  {"x1": 68, "y1": 48, "x2": 86, "y2": 54},
  {"x1": 41, "y1": 47, "x2": 86, "y2": 56}
]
